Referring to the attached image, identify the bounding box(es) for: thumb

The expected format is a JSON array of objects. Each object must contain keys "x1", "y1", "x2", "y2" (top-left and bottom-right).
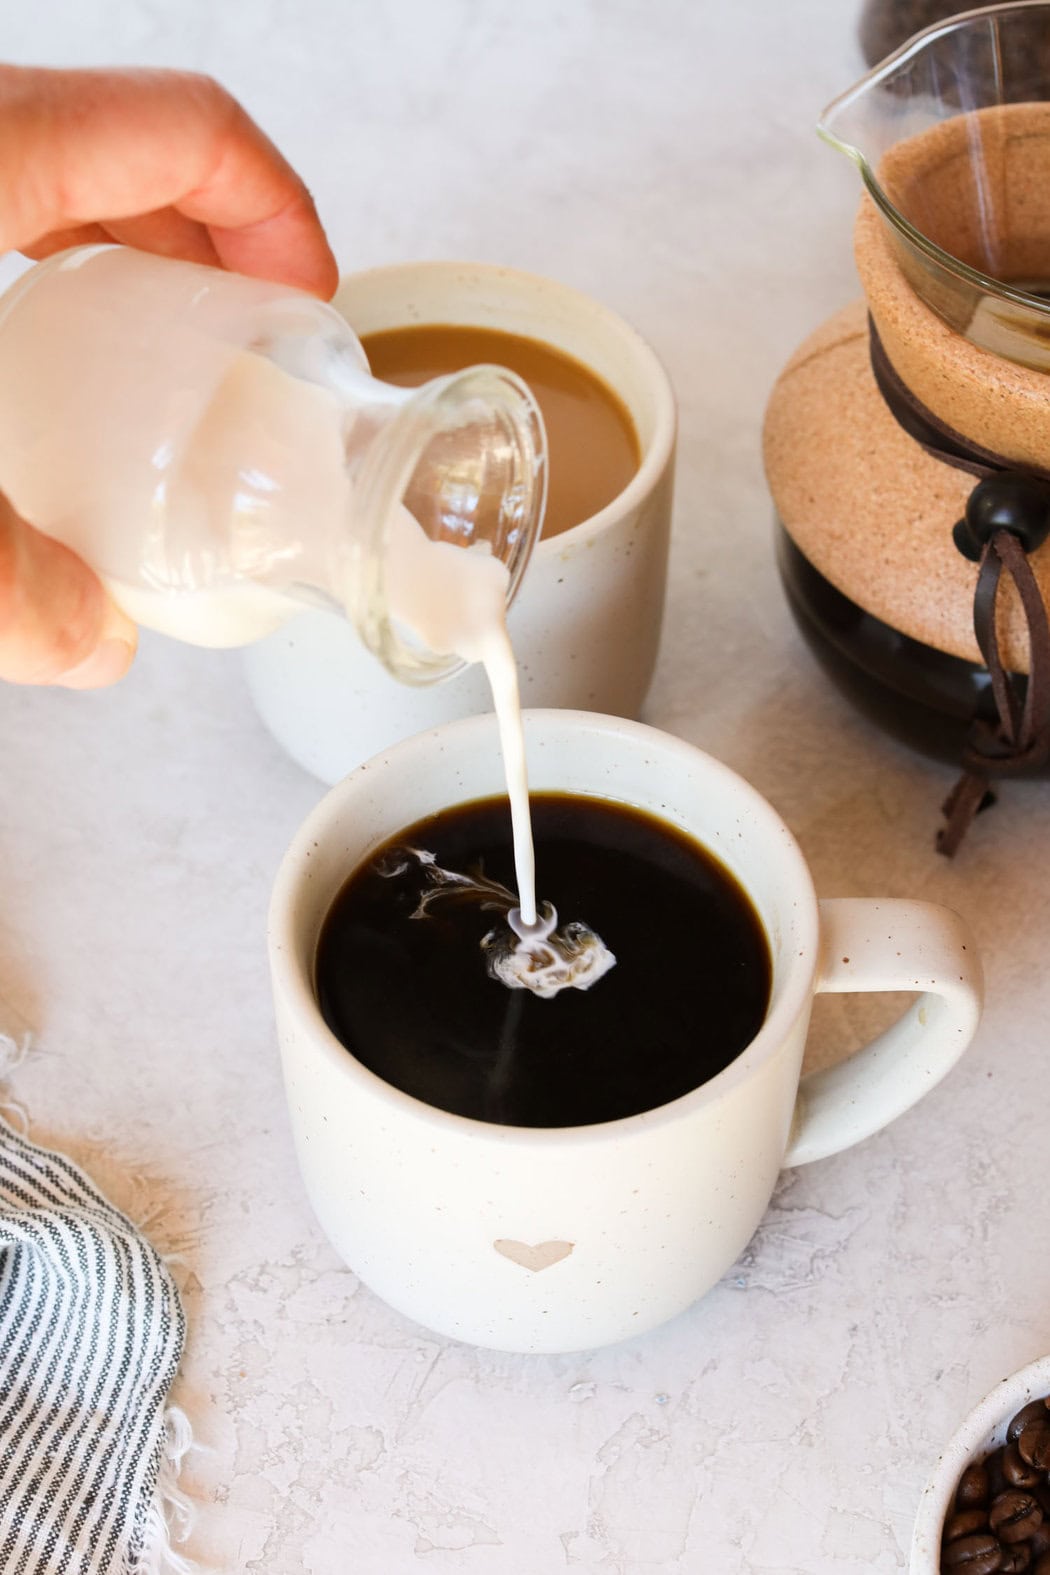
[{"x1": 0, "y1": 494, "x2": 137, "y2": 687}]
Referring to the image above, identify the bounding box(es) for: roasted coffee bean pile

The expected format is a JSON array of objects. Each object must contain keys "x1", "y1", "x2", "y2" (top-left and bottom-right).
[{"x1": 942, "y1": 1399, "x2": 1050, "y2": 1574}]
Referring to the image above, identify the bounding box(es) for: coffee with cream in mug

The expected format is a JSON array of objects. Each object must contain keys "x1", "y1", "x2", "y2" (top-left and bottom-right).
[
  {"x1": 361, "y1": 324, "x2": 641, "y2": 539},
  {"x1": 243, "y1": 262, "x2": 677, "y2": 785}
]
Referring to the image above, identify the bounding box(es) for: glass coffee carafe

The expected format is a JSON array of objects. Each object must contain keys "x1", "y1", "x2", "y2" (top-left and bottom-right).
[{"x1": 768, "y1": 2, "x2": 1050, "y2": 786}]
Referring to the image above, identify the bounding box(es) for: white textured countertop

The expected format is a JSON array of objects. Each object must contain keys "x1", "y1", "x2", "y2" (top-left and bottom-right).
[{"x1": 4, "y1": 2, "x2": 1050, "y2": 1571}]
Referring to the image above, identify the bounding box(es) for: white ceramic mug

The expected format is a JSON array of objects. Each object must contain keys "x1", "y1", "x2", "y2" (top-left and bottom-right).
[
  {"x1": 268, "y1": 711, "x2": 983, "y2": 1353},
  {"x1": 244, "y1": 262, "x2": 676, "y2": 784}
]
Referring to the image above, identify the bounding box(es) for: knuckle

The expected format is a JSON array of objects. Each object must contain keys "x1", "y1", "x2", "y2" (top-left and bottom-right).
[{"x1": 183, "y1": 70, "x2": 238, "y2": 121}]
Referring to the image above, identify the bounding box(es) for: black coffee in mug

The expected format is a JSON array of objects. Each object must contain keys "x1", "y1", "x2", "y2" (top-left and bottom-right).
[{"x1": 314, "y1": 793, "x2": 772, "y2": 1128}]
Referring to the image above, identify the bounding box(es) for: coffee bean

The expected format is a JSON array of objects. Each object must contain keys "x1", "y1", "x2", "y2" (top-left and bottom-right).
[
  {"x1": 990, "y1": 1492, "x2": 1043, "y2": 1544},
  {"x1": 989, "y1": 1453, "x2": 1010, "y2": 1501},
  {"x1": 942, "y1": 1402, "x2": 1050, "y2": 1575},
  {"x1": 960, "y1": 1463, "x2": 994, "y2": 1508},
  {"x1": 1028, "y1": 1522, "x2": 1050, "y2": 1559},
  {"x1": 942, "y1": 1532, "x2": 1003, "y2": 1574},
  {"x1": 1004, "y1": 1444, "x2": 1043, "y2": 1490},
  {"x1": 1018, "y1": 1422, "x2": 1050, "y2": 1472},
  {"x1": 1009, "y1": 1404, "x2": 1050, "y2": 1444},
  {"x1": 947, "y1": 1511, "x2": 993, "y2": 1542}
]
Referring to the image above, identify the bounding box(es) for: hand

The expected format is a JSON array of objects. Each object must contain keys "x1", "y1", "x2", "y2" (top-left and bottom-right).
[
  {"x1": 0, "y1": 64, "x2": 339, "y2": 689},
  {"x1": 0, "y1": 492, "x2": 135, "y2": 688}
]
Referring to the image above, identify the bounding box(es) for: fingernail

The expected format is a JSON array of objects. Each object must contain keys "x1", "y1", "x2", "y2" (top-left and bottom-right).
[{"x1": 55, "y1": 636, "x2": 136, "y2": 690}]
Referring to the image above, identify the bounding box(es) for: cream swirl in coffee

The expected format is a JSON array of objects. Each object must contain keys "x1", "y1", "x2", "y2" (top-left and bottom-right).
[{"x1": 374, "y1": 845, "x2": 615, "y2": 1001}]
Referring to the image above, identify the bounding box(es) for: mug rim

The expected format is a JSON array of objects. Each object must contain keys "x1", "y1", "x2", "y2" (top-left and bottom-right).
[
  {"x1": 333, "y1": 258, "x2": 678, "y2": 549},
  {"x1": 268, "y1": 709, "x2": 820, "y2": 1147}
]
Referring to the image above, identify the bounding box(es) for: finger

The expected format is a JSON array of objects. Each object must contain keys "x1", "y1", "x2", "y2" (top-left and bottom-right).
[
  {"x1": 0, "y1": 494, "x2": 137, "y2": 688},
  {"x1": 99, "y1": 209, "x2": 222, "y2": 267},
  {"x1": 20, "y1": 222, "x2": 112, "y2": 258},
  {"x1": 21, "y1": 211, "x2": 222, "y2": 266},
  {"x1": 0, "y1": 65, "x2": 338, "y2": 297}
]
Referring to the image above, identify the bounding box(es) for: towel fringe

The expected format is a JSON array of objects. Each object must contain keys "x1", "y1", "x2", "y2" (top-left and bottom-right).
[
  {"x1": 0, "y1": 1027, "x2": 32, "y2": 1133},
  {"x1": 0, "y1": 1027, "x2": 31, "y2": 1079},
  {"x1": 130, "y1": 1406, "x2": 199, "y2": 1575}
]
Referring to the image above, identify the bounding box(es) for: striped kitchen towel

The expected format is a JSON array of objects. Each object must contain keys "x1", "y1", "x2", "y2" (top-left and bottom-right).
[{"x1": 0, "y1": 1108, "x2": 192, "y2": 1574}]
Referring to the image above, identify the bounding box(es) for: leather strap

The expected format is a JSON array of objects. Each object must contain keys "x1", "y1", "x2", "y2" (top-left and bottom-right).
[{"x1": 868, "y1": 319, "x2": 1050, "y2": 854}]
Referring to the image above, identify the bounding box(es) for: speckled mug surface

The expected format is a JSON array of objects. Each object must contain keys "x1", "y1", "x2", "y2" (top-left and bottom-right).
[
  {"x1": 268, "y1": 710, "x2": 982, "y2": 1353},
  {"x1": 244, "y1": 261, "x2": 676, "y2": 785}
]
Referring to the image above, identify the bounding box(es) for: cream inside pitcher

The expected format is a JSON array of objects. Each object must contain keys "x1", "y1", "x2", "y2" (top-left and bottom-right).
[{"x1": 0, "y1": 244, "x2": 547, "y2": 683}]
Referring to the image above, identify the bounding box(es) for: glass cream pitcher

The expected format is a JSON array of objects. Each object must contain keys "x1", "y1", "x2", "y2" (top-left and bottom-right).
[{"x1": 0, "y1": 245, "x2": 547, "y2": 683}]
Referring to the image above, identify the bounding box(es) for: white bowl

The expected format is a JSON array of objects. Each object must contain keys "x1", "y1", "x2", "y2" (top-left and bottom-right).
[{"x1": 911, "y1": 1354, "x2": 1050, "y2": 1573}]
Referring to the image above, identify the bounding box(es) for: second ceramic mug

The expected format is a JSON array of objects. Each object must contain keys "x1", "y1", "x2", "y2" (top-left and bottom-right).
[
  {"x1": 268, "y1": 710, "x2": 983, "y2": 1353},
  {"x1": 243, "y1": 262, "x2": 677, "y2": 784}
]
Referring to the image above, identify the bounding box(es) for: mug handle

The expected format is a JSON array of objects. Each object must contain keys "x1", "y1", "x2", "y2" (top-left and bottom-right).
[{"x1": 782, "y1": 898, "x2": 983, "y2": 1167}]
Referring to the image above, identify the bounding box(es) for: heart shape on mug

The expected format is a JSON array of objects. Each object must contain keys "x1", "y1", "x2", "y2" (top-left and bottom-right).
[{"x1": 493, "y1": 1238, "x2": 574, "y2": 1272}]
